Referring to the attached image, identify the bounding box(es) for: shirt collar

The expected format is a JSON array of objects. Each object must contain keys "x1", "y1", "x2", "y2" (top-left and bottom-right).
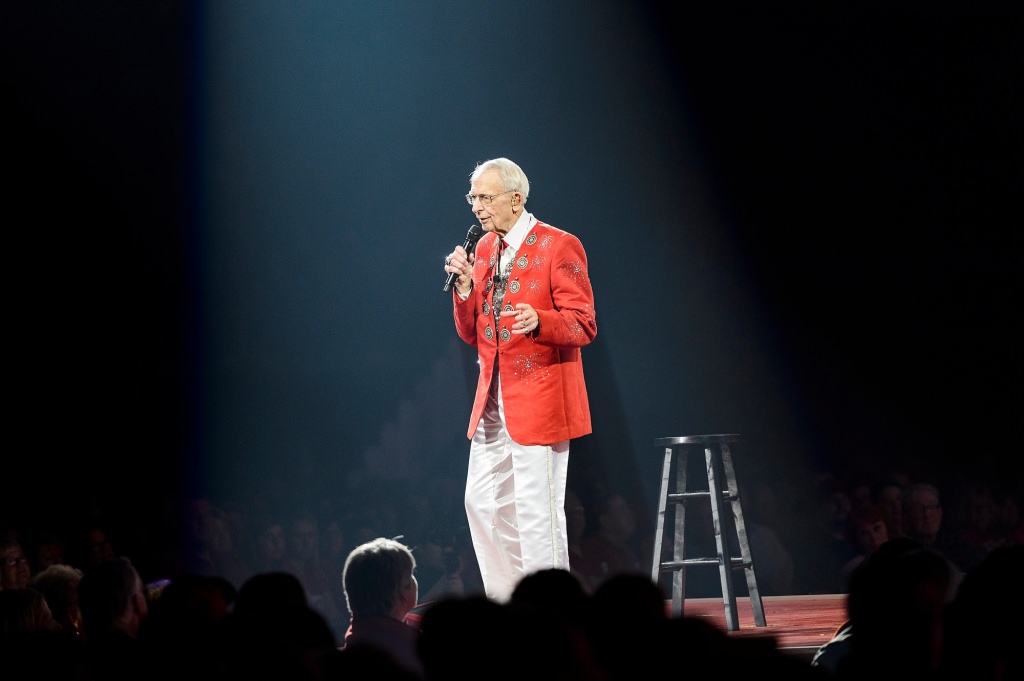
[{"x1": 501, "y1": 211, "x2": 536, "y2": 251}]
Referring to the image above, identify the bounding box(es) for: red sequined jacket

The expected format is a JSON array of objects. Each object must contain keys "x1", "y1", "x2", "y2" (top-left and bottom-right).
[{"x1": 453, "y1": 221, "x2": 597, "y2": 445}]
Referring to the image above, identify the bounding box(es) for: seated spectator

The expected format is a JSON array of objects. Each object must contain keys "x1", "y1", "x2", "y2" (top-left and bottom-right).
[
  {"x1": 839, "y1": 504, "x2": 890, "y2": 588},
  {"x1": 947, "y1": 480, "x2": 1008, "y2": 557},
  {"x1": 793, "y1": 475, "x2": 857, "y2": 594},
  {"x1": 138, "y1": 573, "x2": 235, "y2": 681},
  {"x1": 811, "y1": 537, "x2": 956, "y2": 680},
  {"x1": 739, "y1": 480, "x2": 796, "y2": 596},
  {"x1": 341, "y1": 537, "x2": 423, "y2": 679},
  {"x1": 873, "y1": 477, "x2": 906, "y2": 540},
  {"x1": 0, "y1": 586, "x2": 61, "y2": 635},
  {"x1": 563, "y1": 488, "x2": 596, "y2": 593},
  {"x1": 0, "y1": 537, "x2": 32, "y2": 589},
  {"x1": 283, "y1": 508, "x2": 347, "y2": 639},
  {"x1": 903, "y1": 481, "x2": 983, "y2": 577},
  {"x1": 416, "y1": 595, "x2": 517, "y2": 681},
  {"x1": 76, "y1": 556, "x2": 151, "y2": 681},
  {"x1": 993, "y1": 486, "x2": 1024, "y2": 544},
  {"x1": 219, "y1": 570, "x2": 337, "y2": 680},
  {"x1": 178, "y1": 497, "x2": 250, "y2": 590},
  {"x1": 576, "y1": 491, "x2": 645, "y2": 591},
  {"x1": 940, "y1": 543, "x2": 1024, "y2": 681},
  {"x1": 589, "y1": 572, "x2": 670, "y2": 680},
  {"x1": 233, "y1": 570, "x2": 309, "y2": 615},
  {"x1": 507, "y1": 568, "x2": 602, "y2": 681},
  {"x1": 27, "y1": 528, "x2": 68, "y2": 574},
  {"x1": 71, "y1": 522, "x2": 118, "y2": 573},
  {"x1": 0, "y1": 585, "x2": 77, "y2": 678},
  {"x1": 245, "y1": 513, "x2": 290, "y2": 574},
  {"x1": 409, "y1": 528, "x2": 467, "y2": 606},
  {"x1": 30, "y1": 563, "x2": 84, "y2": 640}
]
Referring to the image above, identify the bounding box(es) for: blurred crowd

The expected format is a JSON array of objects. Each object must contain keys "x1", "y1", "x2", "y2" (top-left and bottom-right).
[{"x1": 2, "y1": 454, "x2": 1022, "y2": 680}]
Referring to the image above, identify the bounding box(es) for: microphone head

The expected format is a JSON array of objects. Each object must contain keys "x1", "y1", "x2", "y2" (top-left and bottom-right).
[{"x1": 466, "y1": 224, "x2": 484, "y2": 250}]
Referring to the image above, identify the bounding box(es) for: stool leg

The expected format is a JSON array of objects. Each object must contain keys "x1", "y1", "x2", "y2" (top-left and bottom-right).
[
  {"x1": 720, "y1": 443, "x2": 767, "y2": 627},
  {"x1": 671, "y1": 445, "x2": 688, "y2": 617},
  {"x1": 706, "y1": 444, "x2": 739, "y2": 631},
  {"x1": 651, "y1": 447, "x2": 672, "y2": 596}
]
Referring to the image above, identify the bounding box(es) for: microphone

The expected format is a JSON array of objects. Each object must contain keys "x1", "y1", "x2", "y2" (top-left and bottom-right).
[{"x1": 443, "y1": 224, "x2": 485, "y2": 292}]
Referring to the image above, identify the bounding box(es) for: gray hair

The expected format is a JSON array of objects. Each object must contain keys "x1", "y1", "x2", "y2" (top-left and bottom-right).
[
  {"x1": 342, "y1": 537, "x2": 416, "y2": 617},
  {"x1": 470, "y1": 157, "x2": 530, "y2": 202}
]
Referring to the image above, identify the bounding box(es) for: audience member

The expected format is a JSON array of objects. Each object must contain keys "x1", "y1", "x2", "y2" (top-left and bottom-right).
[
  {"x1": 283, "y1": 508, "x2": 347, "y2": 639},
  {"x1": 178, "y1": 498, "x2": 250, "y2": 590},
  {"x1": 219, "y1": 570, "x2": 338, "y2": 680},
  {"x1": 739, "y1": 480, "x2": 796, "y2": 596},
  {"x1": 507, "y1": 568, "x2": 604, "y2": 681},
  {"x1": 946, "y1": 480, "x2": 1008, "y2": 558},
  {"x1": 0, "y1": 585, "x2": 61, "y2": 635},
  {"x1": 27, "y1": 527, "x2": 68, "y2": 574},
  {"x1": 843, "y1": 471, "x2": 876, "y2": 513},
  {"x1": 137, "y1": 573, "x2": 235, "y2": 681},
  {"x1": 564, "y1": 487, "x2": 596, "y2": 593},
  {"x1": 74, "y1": 523, "x2": 117, "y2": 571},
  {"x1": 839, "y1": 504, "x2": 889, "y2": 588},
  {"x1": 589, "y1": 572, "x2": 669, "y2": 680},
  {"x1": 0, "y1": 585, "x2": 78, "y2": 679},
  {"x1": 30, "y1": 563, "x2": 84, "y2": 640},
  {"x1": 576, "y1": 491, "x2": 645, "y2": 591},
  {"x1": 76, "y1": 555, "x2": 151, "y2": 681},
  {"x1": 873, "y1": 477, "x2": 906, "y2": 540},
  {"x1": 233, "y1": 570, "x2": 309, "y2": 615},
  {"x1": 409, "y1": 528, "x2": 467, "y2": 605},
  {"x1": 993, "y1": 486, "x2": 1024, "y2": 544},
  {"x1": 0, "y1": 537, "x2": 32, "y2": 590},
  {"x1": 810, "y1": 537, "x2": 956, "y2": 680},
  {"x1": 794, "y1": 475, "x2": 858, "y2": 594},
  {"x1": 246, "y1": 512, "x2": 290, "y2": 574},
  {"x1": 902, "y1": 481, "x2": 983, "y2": 576},
  {"x1": 341, "y1": 537, "x2": 423, "y2": 679},
  {"x1": 416, "y1": 594, "x2": 518, "y2": 681},
  {"x1": 939, "y1": 543, "x2": 1024, "y2": 681}
]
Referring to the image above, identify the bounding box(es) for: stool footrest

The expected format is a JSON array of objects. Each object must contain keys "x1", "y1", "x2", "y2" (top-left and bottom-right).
[
  {"x1": 667, "y1": 491, "x2": 710, "y2": 502},
  {"x1": 660, "y1": 558, "x2": 751, "y2": 570},
  {"x1": 667, "y1": 491, "x2": 736, "y2": 503}
]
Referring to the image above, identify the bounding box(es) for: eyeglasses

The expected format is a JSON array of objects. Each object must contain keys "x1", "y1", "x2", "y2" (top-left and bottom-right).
[
  {"x1": 3, "y1": 556, "x2": 29, "y2": 567},
  {"x1": 465, "y1": 190, "x2": 514, "y2": 206}
]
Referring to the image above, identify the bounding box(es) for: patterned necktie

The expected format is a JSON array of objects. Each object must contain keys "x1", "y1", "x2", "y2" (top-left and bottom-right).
[{"x1": 492, "y1": 239, "x2": 509, "y2": 324}]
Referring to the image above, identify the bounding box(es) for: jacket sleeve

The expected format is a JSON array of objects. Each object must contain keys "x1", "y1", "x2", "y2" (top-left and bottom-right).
[{"x1": 533, "y1": 233, "x2": 597, "y2": 348}]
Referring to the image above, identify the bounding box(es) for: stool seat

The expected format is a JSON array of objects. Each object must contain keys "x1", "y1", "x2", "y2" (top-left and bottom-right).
[{"x1": 651, "y1": 434, "x2": 766, "y2": 630}]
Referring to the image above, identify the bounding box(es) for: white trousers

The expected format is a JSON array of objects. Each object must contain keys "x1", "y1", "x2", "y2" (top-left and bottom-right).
[{"x1": 464, "y1": 376, "x2": 570, "y2": 603}]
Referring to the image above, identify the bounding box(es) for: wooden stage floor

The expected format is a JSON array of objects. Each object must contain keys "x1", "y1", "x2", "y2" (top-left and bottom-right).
[{"x1": 679, "y1": 593, "x2": 848, "y2": 662}]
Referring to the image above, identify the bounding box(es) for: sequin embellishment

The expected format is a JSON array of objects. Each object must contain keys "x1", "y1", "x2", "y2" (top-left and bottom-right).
[{"x1": 511, "y1": 353, "x2": 551, "y2": 383}]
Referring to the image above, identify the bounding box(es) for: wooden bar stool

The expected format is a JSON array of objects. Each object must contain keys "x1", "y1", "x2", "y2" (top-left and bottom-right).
[{"x1": 651, "y1": 434, "x2": 766, "y2": 631}]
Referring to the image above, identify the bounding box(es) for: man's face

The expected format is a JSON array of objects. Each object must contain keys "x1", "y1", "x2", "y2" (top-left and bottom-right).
[
  {"x1": 906, "y1": 492, "x2": 943, "y2": 539},
  {"x1": 1, "y1": 545, "x2": 31, "y2": 588},
  {"x1": 855, "y1": 520, "x2": 889, "y2": 554},
  {"x1": 470, "y1": 169, "x2": 519, "y2": 237}
]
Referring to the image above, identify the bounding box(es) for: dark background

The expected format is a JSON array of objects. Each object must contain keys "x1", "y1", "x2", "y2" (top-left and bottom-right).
[{"x1": 4, "y1": 2, "x2": 1019, "y2": 584}]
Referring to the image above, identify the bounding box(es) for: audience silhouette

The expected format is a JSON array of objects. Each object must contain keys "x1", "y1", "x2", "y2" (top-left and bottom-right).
[
  {"x1": 76, "y1": 555, "x2": 151, "y2": 681},
  {"x1": 341, "y1": 537, "x2": 424, "y2": 679},
  {"x1": 0, "y1": 455, "x2": 1019, "y2": 680},
  {"x1": 811, "y1": 537, "x2": 956, "y2": 681}
]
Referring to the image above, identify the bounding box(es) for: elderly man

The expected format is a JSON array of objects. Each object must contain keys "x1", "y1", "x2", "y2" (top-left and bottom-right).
[{"x1": 444, "y1": 157, "x2": 597, "y2": 602}]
